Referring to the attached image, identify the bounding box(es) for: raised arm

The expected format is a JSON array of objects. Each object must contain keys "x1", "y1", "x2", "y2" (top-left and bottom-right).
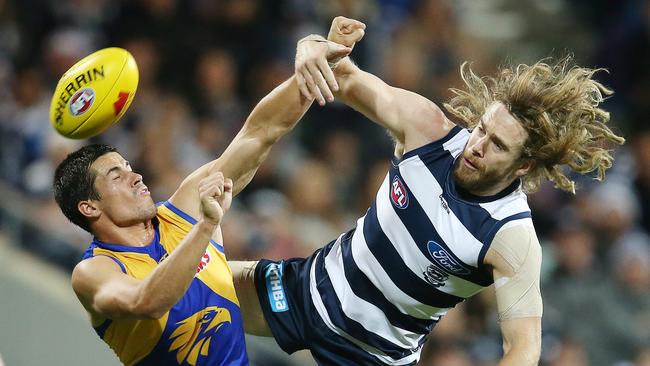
[
  {"x1": 484, "y1": 221, "x2": 543, "y2": 365},
  {"x1": 168, "y1": 44, "x2": 350, "y2": 220},
  {"x1": 72, "y1": 173, "x2": 231, "y2": 321},
  {"x1": 295, "y1": 16, "x2": 455, "y2": 152}
]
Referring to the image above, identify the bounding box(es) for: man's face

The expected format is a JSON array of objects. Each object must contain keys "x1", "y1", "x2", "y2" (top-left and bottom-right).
[
  {"x1": 453, "y1": 102, "x2": 529, "y2": 195},
  {"x1": 89, "y1": 152, "x2": 156, "y2": 227}
]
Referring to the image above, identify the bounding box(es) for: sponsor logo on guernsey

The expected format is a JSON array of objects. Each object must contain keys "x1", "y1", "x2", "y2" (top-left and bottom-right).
[
  {"x1": 439, "y1": 194, "x2": 450, "y2": 214},
  {"x1": 168, "y1": 306, "x2": 232, "y2": 366},
  {"x1": 265, "y1": 263, "x2": 289, "y2": 312},
  {"x1": 391, "y1": 176, "x2": 409, "y2": 209},
  {"x1": 68, "y1": 88, "x2": 95, "y2": 116},
  {"x1": 427, "y1": 240, "x2": 471, "y2": 276},
  {"x1": 196, "y1": 251, "x2": 211, "y2": 274}
]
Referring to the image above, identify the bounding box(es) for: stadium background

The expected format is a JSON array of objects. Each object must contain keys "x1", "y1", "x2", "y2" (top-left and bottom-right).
[{"x1": 0, "y1": 0, "x2": 649, "y2": 365}]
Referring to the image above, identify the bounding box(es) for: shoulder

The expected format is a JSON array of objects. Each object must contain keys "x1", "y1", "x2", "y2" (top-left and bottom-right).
[
  {"x1": 399, "y1": 125, "x2": 470, "y2": 163},
  {"x1": 72, "y1": 256, "x2": 125, "y2": 294},
  {"x1": 485, "y1": 219, "x2": 541, "y2": 270}
]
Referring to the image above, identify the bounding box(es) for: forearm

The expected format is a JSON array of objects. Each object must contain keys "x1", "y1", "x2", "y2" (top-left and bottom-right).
[
  {"x1": 499, "y1": 344, "x2": 540, "y2": 366},
  {"x1": 212, "y1": 75, "x2": 311, "y2": 195},
  {"x1": 134, "y1": 220, "x2": 217, "y2": 317},
  {"x1": 333, "y1": 58, "x2": 403, "y2": 138},
  {"x1": 168, "y1": 76, "x2": 311, "y2": 217},
  {"x1": 242, "y1": 75, "x2": 313, "y2": 144}
]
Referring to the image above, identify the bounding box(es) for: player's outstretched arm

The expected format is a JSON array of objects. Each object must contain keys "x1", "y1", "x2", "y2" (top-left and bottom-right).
[
  {"x1": 295, "y1": 16, "x2": 455, "y2": 152},
  {"x1": 72, "y1": 173, "x2": 232, "y2": 320},
  {"x1": 484, "y1": 223, "x2": 543, "y2": 365},
  {"x1": 168, "y1": 46, "x2": 346, "y2": 221}
]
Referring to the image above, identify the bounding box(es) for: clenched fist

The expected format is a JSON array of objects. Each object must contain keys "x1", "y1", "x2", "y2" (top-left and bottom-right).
[
  {"x1": 327, "y1": 16, "x2": 366, "y2": 48},
  {"x1": 198, "y1": 172, "x2": 233, "y2": 226}
]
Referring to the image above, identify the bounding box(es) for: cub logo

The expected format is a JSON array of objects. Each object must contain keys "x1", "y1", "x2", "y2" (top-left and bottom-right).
[
  {"x1": 391, "y1": 176, "x2": 409, "y2": 209},
  {"x1": 68, "y1": 88, "x2": 95, "y2": 116},
  {"x1": 168, "y1": 306, "x2": 232, "y2": 366},
  {"x1": 426, "y1": 240, "x2": 471, "y2": 276}
]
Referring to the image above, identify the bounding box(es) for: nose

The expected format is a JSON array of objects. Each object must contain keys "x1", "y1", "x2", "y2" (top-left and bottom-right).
[
  {"x1": 470, "y1": 136, "x2": 487, "y2": 158},
  {"x1": 130, "y1": 172, "x2": 143, "y2": 187}
]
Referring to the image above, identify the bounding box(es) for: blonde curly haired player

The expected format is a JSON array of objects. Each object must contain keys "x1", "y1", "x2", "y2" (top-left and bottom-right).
[
  {"x1": 444, "y1": 58, "x2": 625, "y2": 194},
  {"x1": 229, "y1": 16, "x2": 625, "y2": 366}
]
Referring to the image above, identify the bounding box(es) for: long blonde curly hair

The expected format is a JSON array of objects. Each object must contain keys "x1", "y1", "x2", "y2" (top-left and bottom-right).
[{"x1": 443, "y1": 57, "x2": 625, "y2": 194}]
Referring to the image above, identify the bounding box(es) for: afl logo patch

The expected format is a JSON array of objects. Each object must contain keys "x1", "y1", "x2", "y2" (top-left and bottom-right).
[
  {"x1": 69, "y1": 88, "x2": 95, "y2": 116},
  {"x1": 427, "y1": 240, "x2": 471, "y2": 276},
  {"x1": 391, "y1": 176, "x2": 409, "y2": 209}
]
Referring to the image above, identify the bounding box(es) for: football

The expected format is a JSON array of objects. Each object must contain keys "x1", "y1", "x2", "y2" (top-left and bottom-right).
[{"x1": 49, "y1": 47, "x2": 138, "y2": 139}]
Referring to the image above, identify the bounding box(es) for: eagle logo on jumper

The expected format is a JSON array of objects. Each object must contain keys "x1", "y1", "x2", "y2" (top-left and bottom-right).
[
  {"x1": 391, "y1": 176, "x2": 409, "y2": 209},
  {"x1": 168, "y1": 306, "x2": 232, "y2": 365}
]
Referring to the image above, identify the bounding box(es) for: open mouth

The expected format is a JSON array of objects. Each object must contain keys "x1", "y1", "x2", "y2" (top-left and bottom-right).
[
  {"x1": 136, "y1": 185, "x2": 150, "y2": 196},
  {"x1": 463, "y1": 157, "x2": 478, "y2": 170}
]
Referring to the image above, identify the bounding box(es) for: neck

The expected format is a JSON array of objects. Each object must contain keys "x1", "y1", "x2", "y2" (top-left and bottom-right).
[
  {"x1": 94, "y1": 220, "x2": 155, "y2": 247},
  {"x1": 468, "y1": 178, "x2": 518, "y2": 197}
]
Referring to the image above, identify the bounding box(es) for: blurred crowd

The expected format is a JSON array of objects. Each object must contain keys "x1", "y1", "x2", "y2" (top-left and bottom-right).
[{"x1": 0, "y1": 0, "x2": 649, "y2": 365}]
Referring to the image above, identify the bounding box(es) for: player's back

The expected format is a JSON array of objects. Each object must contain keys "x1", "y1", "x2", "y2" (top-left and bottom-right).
[
  {"x1": 81, "y1": 201, "x2": 248, "y2": 366},
  {"x1": 310, "y1": 127, "x2": 532, "y2": 365}
]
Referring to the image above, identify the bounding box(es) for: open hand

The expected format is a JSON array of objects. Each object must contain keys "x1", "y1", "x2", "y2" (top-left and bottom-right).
[{"x1": 295, "y1": 17, "x2": 365, "y2": 106}]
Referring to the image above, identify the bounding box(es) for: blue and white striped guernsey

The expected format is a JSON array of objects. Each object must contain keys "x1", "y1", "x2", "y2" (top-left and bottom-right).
[{"x1": 309, "y1": 126, "x2": 532, "y2": 365}]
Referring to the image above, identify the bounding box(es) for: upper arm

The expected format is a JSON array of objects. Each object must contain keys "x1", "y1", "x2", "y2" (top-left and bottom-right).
[
  {"x1": 335, "y1": 60, "x2": 455, "y2": 151},
  {"x1": 484, "y1": 222, "x2": 543, "y2": 360},
  {"x1": 72, "y1": 256, "x2": 149, "y2": 320}
]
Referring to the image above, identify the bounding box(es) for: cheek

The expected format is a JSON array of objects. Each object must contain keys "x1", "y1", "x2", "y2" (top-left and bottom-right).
[{"x1": 484, "y1": 154, "x2": 511, "y2": 172}]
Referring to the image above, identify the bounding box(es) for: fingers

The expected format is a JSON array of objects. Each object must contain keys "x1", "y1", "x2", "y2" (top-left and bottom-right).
[
  {"x1": 300, "y1": 66, "x2": 326, "y2": 106},
  {"x1": 339, "y1": 18, "x2": 366, "y2": 33},
  {"x1": 199, "y1": 172, "x2": 225, "y2": 198},
  {"x1": 224, "y1": 178, "x2": 233, "y2": 191},
  {"x1": 296, "y1": 72, "x2": 313, "y2": 101},
  {"x1": 307, "y1": 63, "x2": 333, "y2": 105},
  {"x1": 326, "y1": 43, "x2": 352, "y2": 62},
  {"x1": 316, "y1": 56, "x2": 339, "y2": 93},
  {"x1": 329, "y1": 16, "x2": 367, "y2": 46}
]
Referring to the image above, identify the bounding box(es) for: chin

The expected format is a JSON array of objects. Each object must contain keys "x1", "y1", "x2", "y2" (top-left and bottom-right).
[{"x1": 143, "y1": 202, "x2": 157, "y2": 220}]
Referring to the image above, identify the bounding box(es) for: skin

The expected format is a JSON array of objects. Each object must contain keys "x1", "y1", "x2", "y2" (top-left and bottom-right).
[
  {"x1": 71, "y1": 66, "x2": 359, "y2": 326},
  {"x1": 78, "y1": 153, "x2": 157, "y2": 246},
  {"x1": 453, "y1": 102, "x2": 532, "y2": 196},
  {"x1": 288, "y1": 16, "x2": 542, "y2": 366}
]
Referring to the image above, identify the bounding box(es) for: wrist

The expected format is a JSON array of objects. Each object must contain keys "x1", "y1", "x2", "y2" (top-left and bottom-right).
[
  {"x1": 333, "y1": 57, "x2": 354, "y2": 75},
  {"x1": 298, "y1": 34, "x2": 327, "y2": 44},
  {"x1": 196, "y1": 219, "x2": 219, "y2": 236}
]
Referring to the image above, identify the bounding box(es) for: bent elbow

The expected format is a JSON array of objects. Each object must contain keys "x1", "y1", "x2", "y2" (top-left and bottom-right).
[{"x1": 130, "y1": 298, "x2": 169, "y2": 320}]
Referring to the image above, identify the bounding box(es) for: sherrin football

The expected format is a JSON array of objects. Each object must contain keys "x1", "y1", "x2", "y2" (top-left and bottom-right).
[{"x1": 49, "y1": 47, "x2": 138, "y2": 139}]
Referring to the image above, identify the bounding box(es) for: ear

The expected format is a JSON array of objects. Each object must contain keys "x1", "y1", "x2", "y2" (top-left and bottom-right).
[
  {"x1": 78, "y1": 200, "x2": 101, "y2": 220},
  {"x1": 515, "y1": 159, "x2": 535, "y2": 177}
]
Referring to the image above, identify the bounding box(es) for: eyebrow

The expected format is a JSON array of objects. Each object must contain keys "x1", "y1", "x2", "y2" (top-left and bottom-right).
[
  {"x1": 479, "y1": 121, "x2": 511, "y2": 151},
  {"x1": 491, "y1": 135, "x2": 510, "y2": 151},
  {"x1": 105, "y1": 161, "x2": 130, "y2": 176},
  {"x1": 106, "y1": 166, "x2": 122, "y2": 176}
]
